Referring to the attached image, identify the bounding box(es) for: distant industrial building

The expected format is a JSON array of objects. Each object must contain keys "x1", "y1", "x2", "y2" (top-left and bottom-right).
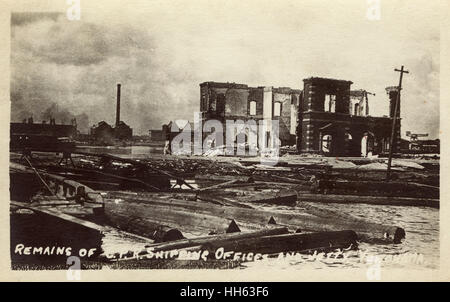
[
  {"x1": 10, "y1": 117, "x2": 77, "y2": 152},
  {"x1": 11, "y1": 117, "x2": 78, "y2": 138},
  {"x1": 90, "y1": 83, "x2": 133, "y2": 144},
  {"x1": 90, "y1": 121, "x2": 115, "y2": 144}
]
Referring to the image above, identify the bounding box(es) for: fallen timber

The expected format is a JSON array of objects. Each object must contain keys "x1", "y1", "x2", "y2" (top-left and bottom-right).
[
  {"x1": 204, "y1": 175, "x2": 438, "y2": 208},
  {"x1": 103, "y1": 192, "x2": 405, "y2": 243},
  {"x1": 73, "y1": 151, "x2": 194, "y2": 190},
  {"x1": 11, "y1": 154, "x2": 410, "y2": 243},
  {"x1": 10, "y1": 201, "x2": 104, "y2": 263},
  {"x1": 311, "y1": 179, "x2": 439, "y2": 199},
  {"x1": 13, "y1": 151, "x2": 438, "y2": 201},
  {"x1": 127, "y1": 229, "x2": 358, "y2": 262},
  {"x1": 39, "y1": 165, "x2": 163, "y2": 191},
  {"x1": 199, "y1": 186, "x2": 298, "y2": 206},
  {"x1": 11, "y1": 152, "x2": 430, "y2": 268},
  {"x1": 145, "y1": 226, "x2": 290, "y2": 252},
  {"x1": 103, "y1": 198, "x2": 247, "y2": 238},
  {"x1": 195, "y1": 230, "x2": 358, "y2": 256},
  {"x1": 10, "y1": 162, "x2": 103, "y2": 204},
  {"x1": 297, "y1": 193, "x2": 439, "y2": 209},
  {"x1": 230, "y1": 189, "x2": 298, "y2": 206},
  {"x1": 11, "y1": 200, "x2": 105, "y2": 233}
]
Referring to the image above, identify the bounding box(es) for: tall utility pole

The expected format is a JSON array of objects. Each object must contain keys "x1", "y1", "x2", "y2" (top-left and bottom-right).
[{"x1": 386, "y1": 66, "x2": 409, "y2": 180}]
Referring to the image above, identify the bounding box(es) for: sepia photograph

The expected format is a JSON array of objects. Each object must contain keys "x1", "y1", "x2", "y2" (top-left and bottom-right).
[{"x1": 1, "y1": 0, "x2": 447, "y2": 283}]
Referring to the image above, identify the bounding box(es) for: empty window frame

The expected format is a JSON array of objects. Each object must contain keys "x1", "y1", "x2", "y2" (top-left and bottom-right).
[
  {"x1": 273, "y1": 102, "x2": 281, "y2": 117},
  {"x1": 249, "y1": 101, "x2": 257, "y2": 115},
  {"x1": 354, "y1": 103, "x2": 360, "y2": 116},
  {"x1": 321, "y1": 134, "x2": 332, "y2": 153},
  {"x1": 324, "y1": 94, "x2": 336, "y2": 112}
]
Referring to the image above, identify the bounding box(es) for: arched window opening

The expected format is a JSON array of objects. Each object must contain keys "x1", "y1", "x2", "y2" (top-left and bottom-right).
[{"x1": 321, "y1": 134, "x2": 332, "y2": 154}]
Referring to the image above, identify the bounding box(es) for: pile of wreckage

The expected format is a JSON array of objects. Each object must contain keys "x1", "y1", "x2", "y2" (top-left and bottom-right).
[{"x1": 9, "y1": 150, "x2": 439, "y2": 268}]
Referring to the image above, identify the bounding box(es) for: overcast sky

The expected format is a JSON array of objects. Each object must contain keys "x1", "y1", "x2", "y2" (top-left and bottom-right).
[{"x1": 10, "y1": 0, "x2": 440, "y2": 137}]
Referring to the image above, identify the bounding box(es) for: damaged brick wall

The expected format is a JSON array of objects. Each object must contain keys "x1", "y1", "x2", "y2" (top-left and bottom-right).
[
  {"x1": 273, "y1": 88, "x2": 300, "y2": 146},
  {"x1": 200, "y1": 82, "x2": 301, "y2": 148},
  {"x1": 298, "y1": 77, "x2": 400, "y2": 157}
]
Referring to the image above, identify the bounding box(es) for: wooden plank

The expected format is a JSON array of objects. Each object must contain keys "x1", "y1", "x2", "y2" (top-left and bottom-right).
[
  {"x1": 104, "y1": 193, "x2": 405, "y2": 243},
  {"x1": 103, "y1": 199, "x2": 243, "y2": 239},
  {"x1": 74, "y1": 151, "x2": 195, "y2": 190},
  {"x1": 198, "y1": 230, "x2": 358, "y2": 255},
  {"x1": 195, "y1": 174, "x2": 251, "y2": 182},
  {"x1": 198, "y1": 179, "x2": 241, "y2": 192},
  {"x1": 297, "y1": 192, "x2": 439, "y2": 209},
  {"x1": 146, "y1": 227, "x2": 289, "y2": 252},
  {"x1": 11, "y1": 162, "x2": 104, "y2": 203},
  {"x1": 10, "y1": 200, "x2": 106, "y2": 233},
  {"x1": 237, "y1": 190, "x2": 298, "y2": 206}
]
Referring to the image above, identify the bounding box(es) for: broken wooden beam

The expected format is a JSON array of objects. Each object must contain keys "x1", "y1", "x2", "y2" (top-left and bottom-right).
[
  {"x1": 146, "y1": 226, "x2": 289, "y2": 252},
  {"x1": 11, "y1": 200, "x2": 105, "y2": 233},
  {"x1": 103, "y1": 192, "x2": 404, "y2": 243},
  {"x1": 102, "y1": 200, "x2": 187, "y2": 242},
  {"x1": 236, "y1": 189, "x2": 298, "y2": 206},
  {"x1": 74, "y1": 151, "x2": 195, "y2": 190},
  {"x1": 198, "y1": 179, "x2": 241, "y2": 192},
  {"x1": 195, "y1": 174, "x2": 251, "y2": 182},
  {"x1": 297, "y1": 192, "x2": 439, "y2": 209},
  {"x1": 10, "y1": 162, "x2": 104, "y2": 204},
  {"x1": 198, "y1": 230, "x2": 358, "y2": 255},
  {"x1": 314, "y1": 179, "x2": 439, "y2": 199},
  {"x1": 103, "y1": 198, "x2": 253, "y2": 239}
]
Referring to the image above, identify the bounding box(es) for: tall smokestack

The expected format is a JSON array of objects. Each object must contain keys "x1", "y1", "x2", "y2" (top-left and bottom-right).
[{"x1": 116, "y1": 83, "x2": 121, "y2": 127}]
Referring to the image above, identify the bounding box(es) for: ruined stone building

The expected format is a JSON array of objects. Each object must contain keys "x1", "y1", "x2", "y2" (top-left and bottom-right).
[
  {"x1": 200, "y1": 82, "x2": 301, "y2": 147},
  {"x1": 200, "y1": 77, "x2": 401, "y2": 157}
]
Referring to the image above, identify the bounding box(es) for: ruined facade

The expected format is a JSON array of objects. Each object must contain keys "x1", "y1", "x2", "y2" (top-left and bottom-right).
[
  {"x1": 200, "y1": 77, "x2": 401, "y2": 157},
  {"x1": 200, "y1": 82, "x2": 301, "y2": 146},
  {"x1": 300, "y1": 77, "x2": 398, "y2": 156}
]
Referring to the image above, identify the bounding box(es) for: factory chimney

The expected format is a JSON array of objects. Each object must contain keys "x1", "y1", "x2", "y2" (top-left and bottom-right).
[{"x1": 116, "y1": 83, "x2": 121, "y2": 127}]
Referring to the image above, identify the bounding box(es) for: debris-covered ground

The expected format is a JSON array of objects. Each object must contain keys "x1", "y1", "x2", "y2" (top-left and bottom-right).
[{"x1": 9, "y1": 151, "x2": 439, "y2": 269}]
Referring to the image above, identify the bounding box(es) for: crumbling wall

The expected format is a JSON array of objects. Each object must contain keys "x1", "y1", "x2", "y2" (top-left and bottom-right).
[
  {"x1": 300, "y1": 78, "x2": 352, "y2": 154},
  {"x1": 224, "y1": 88, "x2": 249, "y2": 116},
  {"x1": 273, "y1": 89, "x2": 298, "y2": 146},
  {"x1": 248, "y1": 88, "x2": 264, "y2": 117}
]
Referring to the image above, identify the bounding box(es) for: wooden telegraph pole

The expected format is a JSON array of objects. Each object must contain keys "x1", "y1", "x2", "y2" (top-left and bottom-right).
[{"x1": 386, "y1": 65, "x2": 409, "y2": 180}]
